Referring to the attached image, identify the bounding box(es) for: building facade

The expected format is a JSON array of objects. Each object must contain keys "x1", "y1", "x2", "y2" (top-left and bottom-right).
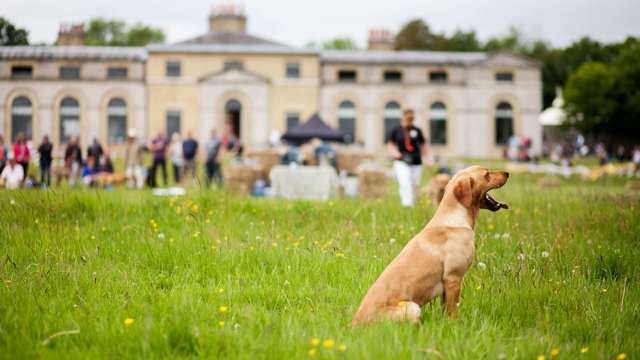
[{"x1": 0, "y1": 8, "x2": 542, "y2": 158}]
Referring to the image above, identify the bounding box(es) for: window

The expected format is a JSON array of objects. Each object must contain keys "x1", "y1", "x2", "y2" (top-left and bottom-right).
[
  {"x1": 383, "y1": 101, "x2": 401, "y2": 141},
  {"x1": 429, "y1": 102, "x2": 447, "y2": 145},
  {"x1": 286, "y1": 112, "x2": 300, "y2": 130},
  {"x1": 166, "y1": 110, "x2": 181, "y2": 137},
  {"x1": 383, "y1": 70, "x2": 402, "y2": 83},
  {"x1": 107, "y1": 98, "x2": 127, "y2": 144},
  {"x1": 11, "y1": 65, "x2": 33, "y2": 79},
  {"x1": 166, "y1": 61, "x2": 181, "y2": 77},
  {"x1": 107, "y1": 67, "x2": 128, "y2": 79},
  {"x1": 286, "y1": 62, "x2": 300, "y2": 79},
  {"x1": 59, "y1": 66, "x2": 80, "y2": 80},
  {"x1": 337, "y1": 100, "x2": 356, "y2": 143},
  {"x1": 495, "y1": 102, "x2": 514, "y2": 145},
  {"x1": 496, "y1": 71, "x2": 514, "y2": 82},
  {"x1": 429, "y1": 71, "x2": 448, "y2": 83},
  {"x1": 59, "y1": 97, "x2": 80, "y2": 144},
  {"x1": 224, "y1": 60, "x2": 244, "y2": 71},
  {"x1": 11, "y1": 96, "x2": 33, "y2": 142},
  {"x1": 337, "y1": 70, "x2": 357, "y2": 82}
]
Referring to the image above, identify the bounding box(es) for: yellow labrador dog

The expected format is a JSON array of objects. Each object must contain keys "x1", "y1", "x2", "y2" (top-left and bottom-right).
[{"x1": 353, "y1": 166, "x2": 509, "y2": 326}]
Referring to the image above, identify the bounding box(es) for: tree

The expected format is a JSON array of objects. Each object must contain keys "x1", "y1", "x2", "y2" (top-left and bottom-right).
[
  {"x1": 126, "y1": 24, "x2": 165, "y2": 46},
  {"x1": 306, "y1": 37, "x2": 357, "y2": 50},
  {"x1": 85, "y1": 18, "x2": 164, "y2": 46},
  {"x1": 394, "y1": 19, "x2": 435, "y2": 50},
  {"x1": 0, "y1": 17, "x2": 29, "y2": 45}
]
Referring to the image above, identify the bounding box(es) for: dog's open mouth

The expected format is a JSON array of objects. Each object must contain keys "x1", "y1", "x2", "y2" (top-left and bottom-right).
[{"x1": 484, "y1": 191, "x2": 509, "y2": 211}]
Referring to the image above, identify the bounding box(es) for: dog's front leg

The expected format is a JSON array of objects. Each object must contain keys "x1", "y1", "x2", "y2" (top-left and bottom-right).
[{"x1": 443, "y1": 275, "x2": 462, "y2": 319}]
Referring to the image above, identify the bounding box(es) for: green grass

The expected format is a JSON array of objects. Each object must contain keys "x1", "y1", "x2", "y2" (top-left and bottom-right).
[{"x1": 0, "y1": 171, "x2": 638, "y2": 359}]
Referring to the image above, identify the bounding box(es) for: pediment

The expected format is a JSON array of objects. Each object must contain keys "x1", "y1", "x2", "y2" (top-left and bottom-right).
[
  {"x1": 199, "y1": 68, "x2": 270, "y2": 84},
  {"x1": 479, "y1": 52, "x2": 539, "y2": 68}
]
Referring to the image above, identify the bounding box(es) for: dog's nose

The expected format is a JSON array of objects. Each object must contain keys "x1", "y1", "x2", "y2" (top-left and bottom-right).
[{"x1": 504, "y1": 171, "x2": 510, "y2": 178}]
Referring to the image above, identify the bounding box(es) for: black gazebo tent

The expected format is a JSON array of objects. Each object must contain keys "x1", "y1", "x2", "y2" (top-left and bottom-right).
[{"x1": 281, "y1": 113, "x2": 347, "y2": 144}]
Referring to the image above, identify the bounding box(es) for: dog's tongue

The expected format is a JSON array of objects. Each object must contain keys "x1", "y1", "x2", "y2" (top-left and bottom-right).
[{"x1": 485, "y1": 192, "x2": 509, "y2": 210}]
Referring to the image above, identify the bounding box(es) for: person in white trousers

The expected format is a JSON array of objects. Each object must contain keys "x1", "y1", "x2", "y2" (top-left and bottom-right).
[{"x1": 386, "y1": 109, "x2": 428, "y2": 207}]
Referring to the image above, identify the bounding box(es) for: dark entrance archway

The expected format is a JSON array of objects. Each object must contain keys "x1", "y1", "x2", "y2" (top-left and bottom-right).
[{"x1": 225, "y1": 99, "x2": 241, "y2": 138}]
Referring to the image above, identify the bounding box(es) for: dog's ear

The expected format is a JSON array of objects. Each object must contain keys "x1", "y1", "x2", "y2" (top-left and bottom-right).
[{"x1": 453, "y1": 176, "x2": 474, "y2": 208}]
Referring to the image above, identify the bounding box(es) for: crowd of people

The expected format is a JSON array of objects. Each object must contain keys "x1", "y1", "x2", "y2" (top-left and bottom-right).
[{"x1": 0, "y1": 119, "x2": 242, "y2": 190}]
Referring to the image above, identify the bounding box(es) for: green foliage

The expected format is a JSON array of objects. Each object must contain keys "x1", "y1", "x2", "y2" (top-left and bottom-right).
[
  {"x1": 0, "y1": 171, "x2": 638, "y2": 358},
  {"x1": 85, "y1": 18, "x2": 164, "y2": 46},
  {"x1": 563, "y1": 38, "x2": 640, "y2": 139},
  {"x1": 307, "y1": 37, "x2": 358, "y2": 50},
  {"x1": 0, "y1": 17, "x2": 29, "y2": 45}
]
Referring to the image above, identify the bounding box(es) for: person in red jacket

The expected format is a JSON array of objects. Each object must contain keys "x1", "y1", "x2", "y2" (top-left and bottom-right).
[{"x1": 13, "y1": 132, "x2": 30, "y2": 183}]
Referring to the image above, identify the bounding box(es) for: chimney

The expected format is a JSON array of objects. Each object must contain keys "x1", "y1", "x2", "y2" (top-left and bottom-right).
[
  {"x1": 209, "y1": 4, "x2": 247, "y2": 33},
  {"x1": 57, "y1": 23, "x2": 85, "y2": 46},
  {"x1": 368, "y1": 29, "x2": 395, "y2": 51}
]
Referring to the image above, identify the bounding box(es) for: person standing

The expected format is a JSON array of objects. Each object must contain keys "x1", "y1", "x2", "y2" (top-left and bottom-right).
[
  {"x1": 149, "y1": 131, "x2": 169, "y2": 187},
  {"x1": 38, "y1": 135, "x2": 53, "y2": 188},
  {"x1": 182, "y1": 131, "x2": 199, "y2": 181},
  {"x1": 124, "y1": 128, "x2": 145, "y2": 189},
  {"x1": 169, "y1": 132, "x2": 183, "y2": 184},
  {"x1": 0, "y1": 134, "x2": 7, "y2": 175},
  {"x1": 204, "y1": 129, "x2": 222, "y2": 187},
  {"x1": 87, "y1": 138, "x2": 104, "y2": 161},
  {"x1": 386, "y1": 109, "x2": 427, "y2": 207},
  {"x1": 64, "y1": 136, "x2": 83, "y2": 187},
  {"x1": 13, "y1": 132, "x2": 30, "y2": 183},
  {"x1": 0, "y1": 153, "x2": 24, "y2": 189}
]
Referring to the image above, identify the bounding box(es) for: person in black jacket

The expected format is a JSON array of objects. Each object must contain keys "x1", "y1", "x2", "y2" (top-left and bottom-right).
[
  {"x1": 64, "y1": 136, "x2": 83, "y2": 187},
  {"x1": 386, "y1": 109, "x2": 428, "y2": 207},
  {"x1": 38, "y1": 135, "x2": 53, "y2": 188}
]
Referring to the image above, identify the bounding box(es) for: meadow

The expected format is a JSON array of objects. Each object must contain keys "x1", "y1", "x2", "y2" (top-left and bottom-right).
[{"x1": 0, "y1": 168, "x2": 638, "y2": 359}]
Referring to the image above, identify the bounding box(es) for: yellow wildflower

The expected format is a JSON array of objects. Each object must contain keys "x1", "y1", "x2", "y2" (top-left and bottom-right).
[
  {"x1": 338, "y1": 344, "x2": 347, "y2": 352},
  {"x1": 537, "y1": 355, "x2": 545, "y2": 360},
  {"x1": 218, "y1": 306, "x2": 228, "y2": 314},
  {"x1": 217, "y1": 288, "x2": 225, "y2": 293},
  {"x1": 310, "y1": 338, "x2": 320, "y2": 346},
  {"x1": 551, "y1": 348, "x2": 560, "y2": 356},
  {"x1": 308, "y1": 348, "x2": 317, "y2": 356},
  {"x1": 218, "y1": 320, "x2": 225, "y2": 327},
  {"x1": 124, "y1": 318, "x2": 134, "y2": 326},
  {"x1": 322, "y1": 339, "x2": 334, "y2": 349},
  {"x1": 580, "y1": 347, "x2": 589, "y2": 353},
  {"x1": 617, "y1": 353, "x2": 627, "y2": 360}
]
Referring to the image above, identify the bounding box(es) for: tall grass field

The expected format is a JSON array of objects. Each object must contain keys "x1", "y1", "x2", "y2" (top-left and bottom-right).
[{"x1": 0, "y1": 170, "x2": 638, "y2": 359}]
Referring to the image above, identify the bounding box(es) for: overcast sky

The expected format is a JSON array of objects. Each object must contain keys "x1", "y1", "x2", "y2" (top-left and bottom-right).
[{"x1": 4, "y1": 0, "x2": 640, "y2": 48}]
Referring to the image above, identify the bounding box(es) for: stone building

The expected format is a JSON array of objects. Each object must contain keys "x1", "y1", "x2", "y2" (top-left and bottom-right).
[
  {"x1": 0, "y1": 46, "x2": 146, "y2": 152},
  {"x1": 0, "y1": 6, "x2": 542, "y2": 158}
]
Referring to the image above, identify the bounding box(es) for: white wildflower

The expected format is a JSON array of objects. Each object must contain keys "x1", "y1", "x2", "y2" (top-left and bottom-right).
[
  {"x1": 517, "y1": 253, "x2": 525, "y2": 261},
  {"x1": 157, "y1": 233, "x2": 165, "y2": 240},
  {"x1": 502, "y1": 233, "x2": 510, "y2": 239},
  {"x1": 477, "y1": 261, "x2": 487, "y2": 270},
  {"x1": 541, "y1": 251, "x2": 549, "y2": 258},
  {"x1": 389, "y1": 238, "x2": 396, "y2": 244}
]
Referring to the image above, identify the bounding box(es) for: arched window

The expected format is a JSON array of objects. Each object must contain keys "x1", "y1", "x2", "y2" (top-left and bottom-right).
[
  {"x1": 107, "y1": 98, "x2": 127, "y2": 144},
  {"x1": 383, "y1": 101, "x2": 401, "y2": 142},
  {"x1": 495, "y1": 102, "x2": 514, "y2": 145},
  {"x1": 11, "y1": 96, "x2": 33, "y2": 142},
  {"x1": 225, "y1": 99, "x2": 242, "y2": 138},
  {"x1": 429, "y1": 102, "x2": 447, "y2": 145},
  {"x1": 337, "y1": 100, "x2": 356, "y2": 143},
  {"x1": 59, "y1": 97, "x2": 80, "y2": 144}
]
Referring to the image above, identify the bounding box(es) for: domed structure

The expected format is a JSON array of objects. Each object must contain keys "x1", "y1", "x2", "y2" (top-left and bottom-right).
[{"x1": 539, "y1": 88, "x2": 566, "y2": 126}]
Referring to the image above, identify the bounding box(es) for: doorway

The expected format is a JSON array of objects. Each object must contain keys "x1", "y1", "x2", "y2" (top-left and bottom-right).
[{"x1": 225, "y1": 99, "x2": 241, "y2": 138}]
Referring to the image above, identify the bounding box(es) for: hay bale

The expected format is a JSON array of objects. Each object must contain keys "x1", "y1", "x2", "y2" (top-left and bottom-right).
[
  {"x1": 421, "y1": 173, "x2": 451, "y2": 205},
  {"x1": 537, "y1": 176, "x2": 561, "y2": 188},
  {"x1": 625, "y1": 180, "x2": 640, "y2": 191},
  {"x1": 337, "y1": 149, "x2": 374, "y2": 175},
  {"x1": 223, "y1": 163, "x2": 261, "y2": 195},
  {"x1": 358, "y1": 168, "x2": 387, "y2": 199},
  {"x1": 245, "y1": 149, "x2": 281, "y2": 181}
]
